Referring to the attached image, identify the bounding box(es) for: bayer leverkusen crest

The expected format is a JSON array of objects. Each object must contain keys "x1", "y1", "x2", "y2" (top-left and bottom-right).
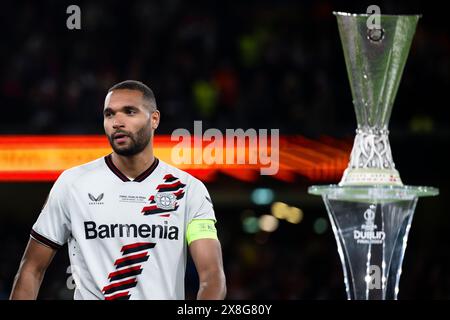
[{"x1": 155, "y1": 193, "x2": 176, "y2": 210}]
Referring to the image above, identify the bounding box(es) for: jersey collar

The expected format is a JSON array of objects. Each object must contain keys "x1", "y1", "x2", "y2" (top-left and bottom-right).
[{"x1": 104, "y1": 154, "x2": 159, "y2": 182}]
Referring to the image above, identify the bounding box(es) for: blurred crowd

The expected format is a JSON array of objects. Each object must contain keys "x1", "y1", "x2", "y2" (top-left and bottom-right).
[
  {"x1": 1, "y1": 0, "x2": 450, "y2": 299},
  {"x1": 1, "y1": 0, "x2": 449, "y2": 136}
]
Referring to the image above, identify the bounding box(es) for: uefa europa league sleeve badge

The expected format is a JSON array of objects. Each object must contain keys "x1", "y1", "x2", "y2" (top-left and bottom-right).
[{"x1": 308, "y1": 11, "x2": 439, "y2": 300}]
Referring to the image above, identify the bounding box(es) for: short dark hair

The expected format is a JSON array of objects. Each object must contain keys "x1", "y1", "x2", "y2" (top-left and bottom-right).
[{"x1": 108, "y1": 80, "x2": 157, "y2": 110}]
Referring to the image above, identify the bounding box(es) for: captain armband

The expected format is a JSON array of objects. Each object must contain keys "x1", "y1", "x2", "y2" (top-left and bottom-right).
[{"x1": 186, "y1": 219, "x2": 218, "y2": 245}]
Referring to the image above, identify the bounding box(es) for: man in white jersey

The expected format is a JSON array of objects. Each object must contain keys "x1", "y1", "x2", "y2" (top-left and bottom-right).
[{"x1": 10, "y1": 80, "x2": 226, "y2": 300}]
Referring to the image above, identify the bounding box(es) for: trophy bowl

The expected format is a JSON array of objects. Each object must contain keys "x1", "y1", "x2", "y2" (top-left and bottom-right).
[{"x1": 308, "y1": 12, "x2": 439, "y2": 300}]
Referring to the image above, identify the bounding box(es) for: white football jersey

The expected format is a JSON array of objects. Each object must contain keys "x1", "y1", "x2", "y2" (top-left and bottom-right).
[{"x1": 31, "y1": 155, "x2": 216, "y2": 300}]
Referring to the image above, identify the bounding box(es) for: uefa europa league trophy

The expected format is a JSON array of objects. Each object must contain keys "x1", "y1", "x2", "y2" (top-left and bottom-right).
[{"x1": 308, "y1": 12, "x2": 439, "y2": 299}]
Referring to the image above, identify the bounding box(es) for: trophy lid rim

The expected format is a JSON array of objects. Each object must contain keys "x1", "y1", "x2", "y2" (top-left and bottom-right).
[{"x1": 333, "y1": 11, "x2": 422, "y2": 18}]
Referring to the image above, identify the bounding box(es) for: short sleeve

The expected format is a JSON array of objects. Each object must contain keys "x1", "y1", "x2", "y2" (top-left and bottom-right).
[
  {"x1": 186, "y1": 177, "x2": 216, "y2": 223},
  {"x1": 31, "y1": 171, "x2": 72, "y2": 249}
]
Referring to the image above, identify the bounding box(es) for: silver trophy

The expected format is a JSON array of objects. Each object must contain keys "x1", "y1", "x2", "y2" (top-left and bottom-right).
[{"x1": 308, "y1": 12, "x2": 439, "y2": 299}]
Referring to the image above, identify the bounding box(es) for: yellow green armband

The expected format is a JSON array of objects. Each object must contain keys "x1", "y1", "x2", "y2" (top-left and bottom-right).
[{"x1": 186, "y1": 219, "x2": 218, "y2": 245}]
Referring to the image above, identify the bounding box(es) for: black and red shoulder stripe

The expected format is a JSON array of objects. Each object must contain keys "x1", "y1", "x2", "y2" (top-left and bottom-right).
[{"x1": 30, "y1": 229, "x2": 62, "y2": 250}]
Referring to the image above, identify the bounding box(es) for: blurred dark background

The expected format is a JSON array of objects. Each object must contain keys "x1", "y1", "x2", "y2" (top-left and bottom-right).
[{"x1": 0, "y1": 0, "x2": 449, "y2": 299}]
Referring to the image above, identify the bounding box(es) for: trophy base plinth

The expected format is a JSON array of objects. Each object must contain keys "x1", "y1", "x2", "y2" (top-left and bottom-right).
[
  {"x1": 339, "y1": 168, "x2": 403, "y2": 187},
  {"x1": 308, "y1": 183, "x2": 439, "y2": 299}
]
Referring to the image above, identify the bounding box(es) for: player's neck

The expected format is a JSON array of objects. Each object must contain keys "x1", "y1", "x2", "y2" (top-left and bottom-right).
[{"x1": 111, "y1": 146, "x2": 155, "y2": 180}]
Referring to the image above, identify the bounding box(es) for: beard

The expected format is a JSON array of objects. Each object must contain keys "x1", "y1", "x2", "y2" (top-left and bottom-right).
[{"x1": 107, "y1": 125, "x2": 152, "y2": 156}]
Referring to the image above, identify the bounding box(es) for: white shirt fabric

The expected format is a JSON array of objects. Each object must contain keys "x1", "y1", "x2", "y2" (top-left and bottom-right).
[{"x1": 31, "y1": 155, "x2": 216, "y2": 300}]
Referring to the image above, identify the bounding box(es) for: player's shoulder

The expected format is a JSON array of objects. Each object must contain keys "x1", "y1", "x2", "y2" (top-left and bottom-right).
[
  {"x1": 56, "y1": 156, "x2": 106, "y2": 186},
  {"x1": 157, "y1": 159, "x2": 205, "y2": 187}
]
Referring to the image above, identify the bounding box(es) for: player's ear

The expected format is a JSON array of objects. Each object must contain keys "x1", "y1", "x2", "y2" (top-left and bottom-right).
[{"x1": 151, "y1": 110, "x2": 160, "y2": 130}]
